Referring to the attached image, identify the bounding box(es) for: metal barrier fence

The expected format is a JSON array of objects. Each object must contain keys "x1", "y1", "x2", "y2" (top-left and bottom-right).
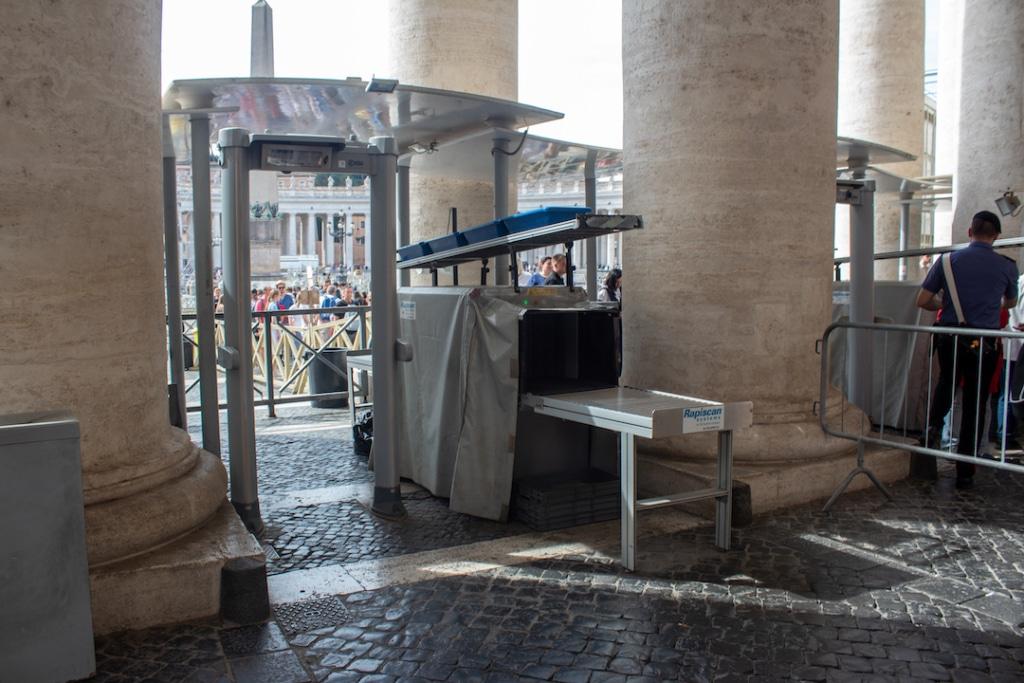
[
  {"x1": 179, "y1": 305, "x2": 371, "y2": 416},
  {"x1": 818, "y1": 320, "x2": 1024, "y2": 509}
]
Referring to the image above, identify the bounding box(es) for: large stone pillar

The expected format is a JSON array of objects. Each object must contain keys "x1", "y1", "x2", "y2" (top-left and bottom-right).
[
  {"x1": 838, "y1": 0, "x2": 926, "y2": 280},
  {"x1": 0, "y1": 1, "x2": 258, "y2": 632},
  {"x1": 283, "y1": 213, "x2": 297, "y2": 256},
  {"x1": 955, "y1": 0, "x2": 1024, "y2": 244},
  {"x1": 623, "y1": 0, "x2": 852, "y2": 464},
  {"x1": 387, "y1": 0, "x2": 517, "y2": 285},
  {"x1": 303, "y1": 213, "x2": 317, "y2": 256}
]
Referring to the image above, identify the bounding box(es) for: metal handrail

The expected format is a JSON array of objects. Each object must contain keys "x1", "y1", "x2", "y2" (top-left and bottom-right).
[
  {"x1": 818, "y1": 320, "x2": 1024, "y2": 509},
  {"x1": 833, "y1": 236, "x2": 1024, "y2": 266}
]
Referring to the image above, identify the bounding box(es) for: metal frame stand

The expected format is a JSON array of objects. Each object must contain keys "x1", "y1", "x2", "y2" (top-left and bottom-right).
[
  {"x1": 618, "y1": 430, "x2": 734, "y2": 571},
  {"x1": 492, "y1": 133, "x2": 512, "y2": 286},
  {"x1": 398, "y1": 159, "x2": 411, "y2": 288},
  {"x1": 162, "y1": 117, "x2": 187, "y2": 430},
  {"x1": 216, "y1": 129, "x2": 408, "y2": 528},
  {"x1": 368, "y1": 136, "x2": 406, "y2": 519},
  {"x1": 218, "y1": 128, "x2": 261, "y2": 533},
  {"x1": 822, "y1": 441, "x2": 893, "y2": 512},
  {"x1": 584, "y1": 150, "x2": 598, "y2": 300},
  {"x1": 838, "y1": 179, "x2": 876, "y2": 412},
  {"x1": 191, "y1": 113, "x2": 221, "y2": 454}
]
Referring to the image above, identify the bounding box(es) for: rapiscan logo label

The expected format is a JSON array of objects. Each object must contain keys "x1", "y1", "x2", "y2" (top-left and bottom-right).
[{"x1": 682, "y1": 406, "x2": 724, "y2": 432}]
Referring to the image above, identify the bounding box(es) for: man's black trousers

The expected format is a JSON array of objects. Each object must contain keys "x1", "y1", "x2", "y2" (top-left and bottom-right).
[{"x1": 927, "y1": 332, "x2": 999, "y2": 480}]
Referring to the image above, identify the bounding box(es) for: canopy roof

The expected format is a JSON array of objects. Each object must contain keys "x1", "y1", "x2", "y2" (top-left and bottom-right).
[
  {"x1": 406, "y1": 128, "x2": 622, "y2": 183},
  {"x1": 163, "y1": 77, "x2": 562, "y2": 163}
]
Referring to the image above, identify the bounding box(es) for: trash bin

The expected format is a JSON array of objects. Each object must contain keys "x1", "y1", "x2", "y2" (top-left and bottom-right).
[
  {"x1": 0, "y1": 412, "x2": 95, "y2": 682},
  {"x1": 308, "y1": 348, "x2": 347, "y2": 409}
]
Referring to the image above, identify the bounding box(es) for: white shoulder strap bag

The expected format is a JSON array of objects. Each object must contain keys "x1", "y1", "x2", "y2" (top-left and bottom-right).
[{"x1": 941, "y1": 253, "x2": 966, "y2": 325}]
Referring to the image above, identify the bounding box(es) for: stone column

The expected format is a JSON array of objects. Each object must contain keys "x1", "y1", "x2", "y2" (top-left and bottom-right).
[
  {"x1": 324, "y1": 216, "x2": 336, "y2": 267},
  {"x1": 838, "y1": 0, "x2": 926, "y2": 280},
  {"x1": 388, "y1": 0, "x2": 517, "y2": 285},
  {"x1": 344, "y1": 213, "x2": 354, "y2": 270},
  {"x1": 304, "y1": 212, "x2": 317, "y2": 257},
  {"x1": 955, "y1": 0, "x2": 1024, "y2": 244},
  {"x1": 623, "y1": 0, "x2": 851, "y2": 464},
  {"x1": 1, "y1": 0, "x2": 258, "y2": 631},
  {"x1": 282, "y1": 213, "x2": 296, "y2": 256}
]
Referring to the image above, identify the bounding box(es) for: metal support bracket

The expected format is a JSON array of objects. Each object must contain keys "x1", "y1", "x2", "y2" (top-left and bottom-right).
[{"x1": 822, "y1": 441, "x2": 893, "y2": 512}]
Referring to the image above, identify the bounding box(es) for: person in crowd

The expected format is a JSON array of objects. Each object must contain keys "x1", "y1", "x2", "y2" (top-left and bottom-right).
[
  {"x1": 527, "y1": 256, "x2": 551, "y2": 287},
  {"x1": 353, "y1": 290, "x2": 366, "y2": 306},
  {"x1": 321, "y1": 285, "x2": 338, "y2": 321},
  {"x1": 276, "y1": 281, "x2": 294, "y2": 309},
  {"x1": 991, "y1": 272, "x2": 1024, "y2": 452},
  {"x1": 545, "y1": 253, "x2": 567, "y2": 286},
  {"x1": 917, "y1": 210, "x2": 1019, "y2": 488},
  {"x1": 250, "y1": 288, "x2": 259, "y2": 311},
  {"x1": 598, "y1": 268, "x2": 622, "y2": 303},
  {"x1": 290, "y1": 289, "x2": 319, "y2": 330},
  {"x1": 254, "y1": 286, "x2": 272, "y2": 313}
]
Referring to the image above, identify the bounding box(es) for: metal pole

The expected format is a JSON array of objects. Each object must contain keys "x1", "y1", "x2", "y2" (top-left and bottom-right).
[
  {"x1": 189, "y1": 114, "x2": 221, "y2": 454},
  {"x1": 397, "y1": 159, "x2": 411, "y2": 288},
  {"x1": 715, "y1": 430, "x2": 733, "y2": 550},
  {"x1": 162, "y1": 117, "x2": 187, "y2": 430},
  {"x1": 263, "y1": 312, "x2": 275, "y2": 418},
  {"x1": 584, "y1": 150, "x2": 598, "y2": 301},
  {"x1": 369, "y1": 136, "x2": 406, "y2": 518},
  {"x1": 849, "y1": 181, "x2": 876, "y2": 413},
  {"x1": 619, "y1": 432, "x2": 637, "y2": 571},
  {"x1": 899, "y1": 192, "x2": 911, "y2": 281},
  {"x1": 493, "y1": 133, "x2": 512, "y2": 286},
  {"x1": 218, "y1": 127, "x2": 262, "y2": 534}
]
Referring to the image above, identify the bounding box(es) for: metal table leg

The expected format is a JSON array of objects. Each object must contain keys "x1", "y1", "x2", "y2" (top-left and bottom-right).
[
  {"x1": 347, "y1": 366, "x2": 357, "y2": 425},
  {"x1": 620, "y1": 431, "x2": 637, "y2": 570},
  {"x1": 715, "y1": 430, "x2": 734, "y2": 550}
]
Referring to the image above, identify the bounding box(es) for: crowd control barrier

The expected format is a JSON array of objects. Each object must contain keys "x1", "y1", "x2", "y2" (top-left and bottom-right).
[
  {"x1": 818, "y1": 320, "x2": 1024, "y2": 510},
  {"x1": 179, "y1": 305, "x2": 371, "y2": 416}
]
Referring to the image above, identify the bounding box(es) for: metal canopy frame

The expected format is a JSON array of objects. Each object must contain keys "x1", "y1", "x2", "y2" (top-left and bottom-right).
[
  {"x1": 163, "y1": 78, "x2": 563, "y2": 162},
  {"x1": 160, "y1": 78, "x2": 571, "y2": 531},
  {"x1": 399, "y1": 214, "x2": 641, "y2": 294},
  {"x1": 398, "y1": 214, "x2": 642, "y2": 269},
  {"x1": 404, "y1": 129, "x2": 621, "y2": 296}
]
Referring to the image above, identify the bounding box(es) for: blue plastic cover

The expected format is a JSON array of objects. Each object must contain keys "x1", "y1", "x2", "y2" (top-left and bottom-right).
[{"x1": 398, "y1": 207, "x2": 590, "y2": 263}]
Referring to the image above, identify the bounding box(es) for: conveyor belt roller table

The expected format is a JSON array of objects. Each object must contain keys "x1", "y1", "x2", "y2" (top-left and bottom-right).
[{"x1": 522, "y1": 387, "x2": 753, "y2": 570}]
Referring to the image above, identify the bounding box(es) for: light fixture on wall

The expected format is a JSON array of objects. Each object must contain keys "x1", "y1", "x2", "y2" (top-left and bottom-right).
[{"x1": 995, "y1": 189, "x2": 1022, "y2": 217}]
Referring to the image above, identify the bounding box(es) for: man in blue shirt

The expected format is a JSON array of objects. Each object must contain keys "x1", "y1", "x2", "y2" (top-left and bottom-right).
[
  {"x1": 917, "y1": 210, "x2": 1019, "y2": 487},
  {"x1": 526, "y1": 256, "x2": 551, "y2": 287}
]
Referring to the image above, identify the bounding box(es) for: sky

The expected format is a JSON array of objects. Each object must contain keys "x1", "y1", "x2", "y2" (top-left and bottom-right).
[{"x1": 161, "y1": 0, "x2": 623, "y2": 148}]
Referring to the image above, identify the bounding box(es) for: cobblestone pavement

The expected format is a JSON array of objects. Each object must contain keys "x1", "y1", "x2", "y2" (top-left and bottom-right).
[
  {"x1": 263, "y1": 494, "x2": 529, "y2": 575},
  {"x1": 80, "y1": 454, "x2": 1024, "y2": 682}
]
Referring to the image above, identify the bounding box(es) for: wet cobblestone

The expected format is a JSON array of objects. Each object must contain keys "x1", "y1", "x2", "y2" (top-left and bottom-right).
[{"x1": 263, "y1": 494, "x2": 530, "y2": 574}]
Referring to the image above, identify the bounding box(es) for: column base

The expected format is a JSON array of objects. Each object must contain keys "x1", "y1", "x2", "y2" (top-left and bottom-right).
[
  {"x1": 89, "y1": 501, "x2": 264, "y2": 634},
  {"x1": 637, "y1": 444, "x2": 909, "y2": 519}
]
